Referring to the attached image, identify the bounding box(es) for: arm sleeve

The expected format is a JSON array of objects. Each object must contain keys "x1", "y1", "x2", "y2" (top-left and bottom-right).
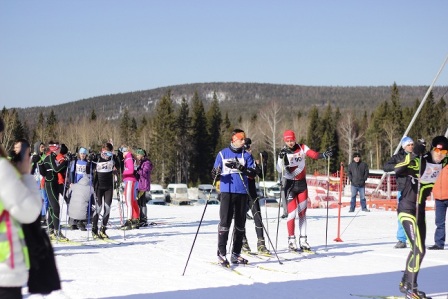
[{"x1": 0, "y1": 159, "x2": 42, "y2": 224}]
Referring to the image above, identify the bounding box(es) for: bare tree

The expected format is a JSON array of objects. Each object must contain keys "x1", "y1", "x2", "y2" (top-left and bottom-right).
[
  {"x1": 337, "y1": 111, "x2": 364, "y2": 162},
  {"x1": 382, "y1": 119, "x2": 401, "y2": 157},
  {"x1": 258, "y1": 100, "x2": 284, "y2": 171}
]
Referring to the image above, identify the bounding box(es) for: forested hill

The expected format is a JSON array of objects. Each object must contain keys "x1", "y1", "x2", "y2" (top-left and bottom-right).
[{"x1": 15, "y1": 82, "x2": 447, "y2": 124}]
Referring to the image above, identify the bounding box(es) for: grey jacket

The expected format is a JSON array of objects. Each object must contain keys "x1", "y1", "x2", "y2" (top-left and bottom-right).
[{"x1": 67, "y1": 176, "x2": 92, "y2": 220}]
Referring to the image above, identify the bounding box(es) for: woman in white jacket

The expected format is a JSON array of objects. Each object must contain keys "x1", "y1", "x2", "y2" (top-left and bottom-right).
[{"x1": 0, "y1": 117, "x2": 42, "y2": 299}]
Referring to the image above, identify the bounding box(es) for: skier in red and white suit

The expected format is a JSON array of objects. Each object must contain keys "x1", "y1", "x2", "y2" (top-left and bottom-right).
[{"x1": 276, "y1": 130, "x2": 333, "y2": 251}]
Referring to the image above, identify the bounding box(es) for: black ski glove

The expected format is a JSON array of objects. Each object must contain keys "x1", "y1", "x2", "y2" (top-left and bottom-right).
[
  {"x1": 211, "y1": 166, "x2": 221, "y2": 179},
  {"x1": 413, "y1": 139, "x2": 426, "y2": 156},
  {"x1": 225, "y1": 158, "x2": 245, "y2": 171},
  {"x1": 279, "y1": 147, "x2": 289, "y2": 159}
]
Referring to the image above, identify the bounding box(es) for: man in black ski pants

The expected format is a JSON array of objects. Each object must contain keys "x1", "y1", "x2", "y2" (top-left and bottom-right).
[
  {"x1": 40, "y1": 141, "x2": 69, "y2": 241},
  {"x1": 212, "y1": 129, "x2": 255, "y2": 267},
  {"x1": 91, "y1": 142, "x2": 121, "y2": 239},
  {"x1": 241, "y1": 138, "x2": 271, "y2": 255}
]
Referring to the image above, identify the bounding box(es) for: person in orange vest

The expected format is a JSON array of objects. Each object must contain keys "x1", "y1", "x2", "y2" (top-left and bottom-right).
[{"x1": 428, "y1": 162, "x2": 448, "y2": 250}]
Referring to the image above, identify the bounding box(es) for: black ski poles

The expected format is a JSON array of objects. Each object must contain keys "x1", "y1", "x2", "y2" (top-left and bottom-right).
[
  {"x1": 237, "y1": 172, "x2": 283, "y2": 265},
  {"x1": 182, "y1": 173, "x2": 219, "y2": 276},
  {"x1": 275, "y1": 168, "x2": 284, "y2": 251}
]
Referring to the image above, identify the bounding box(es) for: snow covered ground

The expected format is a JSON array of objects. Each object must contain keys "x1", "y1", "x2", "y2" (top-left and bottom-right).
[{"x1": 25, "y1": 200, "x2": 448, "y2": 299}]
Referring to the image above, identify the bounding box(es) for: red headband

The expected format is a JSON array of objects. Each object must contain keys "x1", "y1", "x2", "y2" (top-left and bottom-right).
[
  {"x1": 49, "y1": 144, "x2": 60, "y2": 152},
  {"x1": 232, "y1": 132, "x2": 246, "y2": 142}
]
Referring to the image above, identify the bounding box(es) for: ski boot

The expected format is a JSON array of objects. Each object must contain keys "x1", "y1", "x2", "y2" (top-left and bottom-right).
[
  {"x1": 121, "y1": 220, "x2": 132, "y2": 230},
  {"x1": 288, "y1": 236, "x2": 301, "y2": 252},
  {"x1": 230, "y1": 252, "x2": 249, "y2": 265},
  {"x1": 399, "y1": 278, "x2": 428, "y2": 298},
  {"x1": 54, "y1": 230, "x2": 69, "y2": 242},
  {"x1": 78, "y1": 221, "x2": 87, "y2": 231},
  {"x1": 217, "y1": 251, "x2": 230, "y2": 268},
  {"x1": 299, "y1": 235, "x2": 312, "y2": 251},
  {"x1": 257, "y1": 238, "x2": 271, "y2": 256},
  {"x1": 242, "y1": 237, "x2": 251, "y2": 253},
  {"x1": 99, "y1": 226, "x2": 109, "y2": 239},
  {"x1": 131, "y1": 219, "x2": 140, "y2": 229},
  {"x1": 92, "y1": 226, "x2": 101, "y2": 239}
]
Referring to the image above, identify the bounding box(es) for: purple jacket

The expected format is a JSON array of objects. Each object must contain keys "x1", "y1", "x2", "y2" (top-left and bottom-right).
[{"x1": 137, "y1": 158, "x2": 152, "y2": 191}]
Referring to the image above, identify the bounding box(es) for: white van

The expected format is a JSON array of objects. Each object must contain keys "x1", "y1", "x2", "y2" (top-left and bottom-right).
[
  {"x1": 147, "y1": 184, "x2": 166, "y2": 205},
  {"x1": 166, "y1": 183, "x2": 190, "y2": 205}
]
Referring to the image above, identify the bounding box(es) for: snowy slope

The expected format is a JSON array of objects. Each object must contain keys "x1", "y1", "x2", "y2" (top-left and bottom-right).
[{"x1": 25, "y1": 200, "x2": 448, "y2": 299}]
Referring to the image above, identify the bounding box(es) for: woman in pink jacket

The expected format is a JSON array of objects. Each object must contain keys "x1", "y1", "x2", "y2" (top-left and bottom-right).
[{"x1": 121, "y1": 146, "x2": 140, "y2": 230}]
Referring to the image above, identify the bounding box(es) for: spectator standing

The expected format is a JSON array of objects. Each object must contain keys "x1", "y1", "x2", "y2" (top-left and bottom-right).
[
  {"x1": 428, "y1": 161, "x2": 448, "y2": 250},
  {"x1": 383, "y1": 136, "x2": 415, "y2": 248},
  {"x1": 348, "y1": 152, "x2": 370, "y2": 212},
  {"x1": 31, "y1": 142, "x2": 49, "y2": 227}
]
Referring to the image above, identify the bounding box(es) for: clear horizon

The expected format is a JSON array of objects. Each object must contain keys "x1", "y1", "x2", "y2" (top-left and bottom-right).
[{"x1": 1, "y1": 0, "x2": 448, "y2": 109}]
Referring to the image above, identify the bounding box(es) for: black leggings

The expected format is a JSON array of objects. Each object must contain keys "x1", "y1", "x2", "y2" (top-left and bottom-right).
[
  {"x1": 218, "y1": 192, "x2": 247, "y2": 255},
  {"x1": 398, "y1": 211, "x2": 426, "y2": 285},
  {"x1": 93, "y1": 188, "x2": 113, "y2": 228},
  {"x1": 45, "y1": 181, "x2": 61, "y2": 231}
]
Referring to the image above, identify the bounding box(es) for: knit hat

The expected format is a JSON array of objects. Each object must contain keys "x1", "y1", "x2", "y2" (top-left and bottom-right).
[
  {"x1": 283, "y1": 130, "x2": 296, "y2": 142},
  {"x1": 401, "y1": 136, "x2": 414, "y2": 149},
  {"x1": 79, "y1": 147, "x2": 88, "y2": 155},
  {"x1": 136, "y1": 149, "x2": 145, "y2": 156},
  {"x1": 431, "y1": 136, "x2": 448, "y2": 150},
  {"x1": 353, "y1": 152, "x2": 361, "y2": 158}
]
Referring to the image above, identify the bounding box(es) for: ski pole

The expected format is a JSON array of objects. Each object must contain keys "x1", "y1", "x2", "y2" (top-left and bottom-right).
[
  {"x1": 411, "y1": 154, "x2": 423, "y2": 293},
  {"x1": 237, "y1": 172, "x2": 283, "y2": 264},
  {"x1": 275, "y1": 167, "x2": 284, "y2": 251},
  {"x1": 182, "y1": 172, "x2": 219, "y2": 276},
  {"x1": 325, "y1": 155, "x2": 330, "y2": 251},
  {"x1": 259, "y1": 152, "x2": 269, "y2": 248}
]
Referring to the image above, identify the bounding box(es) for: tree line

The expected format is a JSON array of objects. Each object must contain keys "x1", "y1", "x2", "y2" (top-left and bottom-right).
[{"x1": 2, "y1": 83, "x2": 447, "y2": 187}]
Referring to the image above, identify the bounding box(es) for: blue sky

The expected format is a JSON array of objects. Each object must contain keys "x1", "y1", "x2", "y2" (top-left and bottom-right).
[{"x1": 1, "y1": 0, "x2": 447, "y2": 109}]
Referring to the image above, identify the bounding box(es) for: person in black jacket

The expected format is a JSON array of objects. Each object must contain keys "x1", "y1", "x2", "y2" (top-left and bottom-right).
[
  {"x1": 240, "y1": 138, "x2": 271, "y2": 256},
  {"x1": 383, "y1": 136, "x2": 415, "y2": 249},
  {"x1": 347, "y1": 152, "x2": 369, "y2": 212},
  {"x1": 394, "y1": 136, "x2": 448, "y2": 298}
]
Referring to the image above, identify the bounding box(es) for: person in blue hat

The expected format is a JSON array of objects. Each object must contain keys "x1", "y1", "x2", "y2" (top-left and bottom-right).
[{"x1": 383, "y1": 136, "x2": 415, "y2": 249}]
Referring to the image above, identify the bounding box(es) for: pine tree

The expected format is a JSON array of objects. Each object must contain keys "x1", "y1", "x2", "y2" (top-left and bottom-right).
[
  {"x1": 206, "y1": 93, "x2": 222, "y2": 156},
  {"x1": 120, "y1": 108, "x2": 131, "y2": 145},
  {"x1": 151, "y1": 91, "x2": 176, "y2": 185},
  {"x1": 46, "y1": 110, "x2": 58, "y2": 141},
  {"x1": 190, "y1": 92, "x2": 210, "y2": 184},
  {"x1": 175, "y1": 97, "x2": 191, "y2": 184}
]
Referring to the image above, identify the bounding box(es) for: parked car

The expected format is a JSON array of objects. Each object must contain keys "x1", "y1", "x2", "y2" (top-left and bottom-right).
[
  {"x1": 266, "y1": 183, "x2": 281, "y2": 199},
  {"x1": 198, "y1": 184, "x2": 218, "y2": 199},
  {"x1": 146, "y1": 184, "x2": 166, "y2": 205},
  {"x1": 166, "y1": 183, "x2": 190, "y2": 205},
  {"x1": 258, "y1": 197, "x2": 279, "y2": 207}
]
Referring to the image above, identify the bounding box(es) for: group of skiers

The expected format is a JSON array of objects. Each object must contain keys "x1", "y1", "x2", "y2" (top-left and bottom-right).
[
  {"x1": 29, "y1": 141, "x2": 153, "y2": 241},
  {"x1": 212, "y1": 129, "x2": 333, "y2": 267},
  {"x1": 211, "y1": 128, "x2": 447, "y2": 299}
]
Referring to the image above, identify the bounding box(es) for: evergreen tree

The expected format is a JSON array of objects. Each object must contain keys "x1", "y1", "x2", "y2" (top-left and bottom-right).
[
  {"x1": 189, "y1": 91, "x2": 210, "y2": 184},
  {"x1": 90, "y1": 109, "x2": 97, "y2": 121},
  {"x1": 46, "y1": 110, "x2": 58, "y2": 141},
  {"x1": 175, "y1": 97, "x2": 191, "y2": 184},
  {"x1": 151, "y1": 91, "x2": 176, "y2": 185},
  {"x1": 120, "y1": 108, "x2": 131, "y2": 145},
  {"x1": 206, "y1": 93, "x2": 222, "y2": 157}
]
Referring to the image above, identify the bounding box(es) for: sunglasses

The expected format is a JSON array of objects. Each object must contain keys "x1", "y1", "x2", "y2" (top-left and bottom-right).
[{"x1": 433, "y1": 147, "x2": 448, "y2": 155}]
